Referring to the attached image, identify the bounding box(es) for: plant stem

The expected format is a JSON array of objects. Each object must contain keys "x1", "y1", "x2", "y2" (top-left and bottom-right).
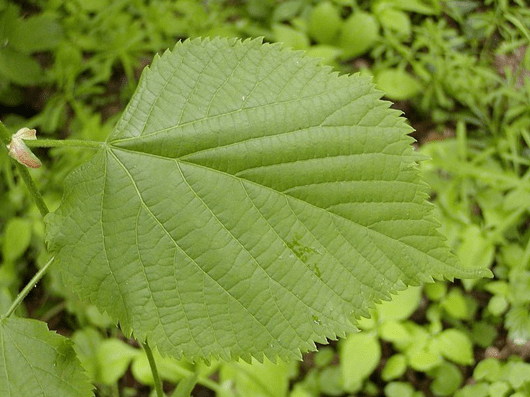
[
  {"x1": 2, "y1": 256, "x2": 55, "y2": 319},
  {"x1": 14, "y1": 161, "x2": 50, "y2": 217},
  {"x1": 2, "y1": 138, "x2": 49, "y2": 217},
  {"x1": 169, "y1": 363, "x2": 228, "y2": 395},
  {"x1": 24, "y1": 139, "x2": 104, "y2": 149},
  {"x1": 0, "y1": 120, "x2": 11, "y2": 145},
  {"x1": 143, "y1": 342, "x2": 165, "y2": 397}
]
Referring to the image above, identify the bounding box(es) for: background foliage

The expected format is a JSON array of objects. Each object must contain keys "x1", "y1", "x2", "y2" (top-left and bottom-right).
[{"x1": 1, "y1": 0, "x2": 529, "y2": 396}]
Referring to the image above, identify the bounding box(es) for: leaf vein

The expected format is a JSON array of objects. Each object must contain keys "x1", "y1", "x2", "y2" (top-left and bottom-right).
[
  {"x1": 109, "y1": 85, "x2": 364, "y2": 146},
  {"x1": 109, "y1": 150, "x2": 279, "y2": 349}
]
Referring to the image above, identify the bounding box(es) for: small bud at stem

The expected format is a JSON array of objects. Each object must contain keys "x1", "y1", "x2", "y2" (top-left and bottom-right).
[{"x1": 7, "y1": 128, "x2": 42, "y2": 168}]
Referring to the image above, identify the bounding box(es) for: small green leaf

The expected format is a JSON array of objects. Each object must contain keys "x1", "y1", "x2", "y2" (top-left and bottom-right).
[
  {"x1": 172, "y1": 374, "x2": 198, "y2": 397},
  {"x1": 96, "y1": 339, "x2": 139, "y2": 385},
  {"x1": 357, "y1": 315, "x2": 377, "y2": 331},
  {"x1": 305, "y1": 45, "x2": 342, "y2": 66},
  {"x1": 504, "y1": 188, "x2": 530, "y2": 212},
  {"x1": 454, "y1": 382, "x2": 489, "y2": 397},
  {"x1": 219, "y1": 358, "x2": 294, "y2": 397},
  {"x1": 308, "y1": 1, "x2": 342, "y2": 45},
  {"x1": 500, "y1": 244, "x2": 525, "y2": 269},
  {"x1": 0, "y1": 48, "x2": 43, "y2": 85},
  {"x1": 313, "y1": 346, "x2": 335, "y2": 368},
  {"x1": 474, "y1": 358, "x2": 502, "y2": 382},
  {"x1": 400, "y1": 322, "x2": 441, "y2": 370},
  {"x1": 456, "y1": 225, "x2": 494, "y2": 272},
  {"x1": 484, "y1": 281, "x2": 509, "y2": 296},
  {"x1": 508, "y1": 362, "x2": 530, "y2": 390},
  {"x1": 488, "y1": 381, "x2": 510, "y2": 397},
  {"x1": 272, "y1": 24, "x2": 310, "y2": 50},
  {"x1": 430, "y1": 361, "x2": 463, "y2": 396},
  {"x1": 2, "y1": 217, "x2": 32, "y2": 262},
  {"x1": 424, "y1": 281, "x2": 447, "y2": 301},
  {"x1": 382, "y1": 354, "x2": 407, "y2": 381},
  {"x1": 0, "y1": 317, "x2": 93, "y2": 397},
  {"x1": 72, "y1": 327, "x2": 102, "y2": 382},
  {"x1": 376, "y1": 286, "x2": 422, "y2": 321},
  {"x1": 436, "y1": 329, "x2": 474, "y2": 366},
  {"x1": 338, "y1": 12, "x2": 379, "y2": 59},
  {"x1": 380, "y1": 320, "x2": 411, "y2": 344},
  {"x1": 272, "y1": 0, "x2": 305, "y2": 22},
  {"x1": 290, "y1": 384, "x2": 313, "y2": 397},
  {"x1": 384, "y1": 381, "x2": 415, "y2": 397},
  {"x1": 406, "y1": 338, "x2": 441, "y2": 371},
  {"x1": 340, "y1": 331, "x2": 380, "y2": 392},
  {"x1": 8, "y1": 14, "x2": 63, "y2": 53},
  {"x1": 441, "y1": 288, "x2": 469, "y2": 320},
  {"x1": 318, "y1": 366, "x2": 344, "y2": 396},
  {"x1": 85, "y1": 305, "x2": 115, "y2": 328},
  {"x1": 426, "y1": 305, "x2": 442, "y2": 334},
  {"x1": 376, "y1": 8, "x2": 411, "y2": 36},
  {"x1": 508, "y1": 270, "x2": 530, "y2": 305},
  {"x1": 506, "y1": 306, "x2": 530, "y2": 341},
  {"x1": 488, "y1": 295, "x2": 509, "y2": 316},
  {"x1": 375, "y1": 69, "x2": 422, "y2": 101},
  {"x1": 470, "y1": 322, "x2": 497, "y2": 348}
]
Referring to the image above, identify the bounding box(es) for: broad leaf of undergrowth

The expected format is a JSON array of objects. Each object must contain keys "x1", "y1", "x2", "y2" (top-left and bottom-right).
[
  {"x1": 45, "y1": 37, "x2": 489, "y2": 362},
  {"x1": 0, "y1": 317, "x2": 93, "y2": 397}
]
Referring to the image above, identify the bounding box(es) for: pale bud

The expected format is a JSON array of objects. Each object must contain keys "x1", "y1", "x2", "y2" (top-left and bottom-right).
[{"x1": 7, "y1": 128, "x2": 42, "y2": 169}]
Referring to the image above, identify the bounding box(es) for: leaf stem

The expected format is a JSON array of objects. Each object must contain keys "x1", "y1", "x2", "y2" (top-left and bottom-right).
[
  {"x1": 14, "y1": 161, "x2": 50, "y2": 217},
  {"x1": 143, "y1": 342, "x2": 165, "y2": 397},
  {"x1": 24, "y1": 139, "x2": 105, "y2": 149},
  {"x1": 2, "y1": 256, "x2": 55, "y2": 319}
]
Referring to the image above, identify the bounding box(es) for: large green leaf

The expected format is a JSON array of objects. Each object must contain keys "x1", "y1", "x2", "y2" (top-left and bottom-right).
[
  {"x1": 45, "y1": 37, "x2": 489, "y2": 362},
  {"x1": 0, "y1": 317, "x2": 93, "y2": 397}
]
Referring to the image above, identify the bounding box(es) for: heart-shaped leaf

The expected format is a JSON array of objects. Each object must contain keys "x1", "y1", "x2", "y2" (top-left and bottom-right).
[{"x1": 45, "y1": 37, "x2": 488, "y2": 362}]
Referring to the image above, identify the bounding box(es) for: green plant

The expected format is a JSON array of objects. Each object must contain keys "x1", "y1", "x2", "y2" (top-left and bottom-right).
[
  {"x1": 334, "y1": 285, "x2": 474, "y2": 396},
  {"x1": 0, "y1": 37, "x2": 490, "y2": 396},
  {"x1": 455, "y1": 356, "x2": 530, "y2": 397},
  {"x1": 0, "y1": 2, "x2": 63, "y2": 106},
  {"x1": 421, "y1": 115, "x2": 530, "y2": 340}
]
